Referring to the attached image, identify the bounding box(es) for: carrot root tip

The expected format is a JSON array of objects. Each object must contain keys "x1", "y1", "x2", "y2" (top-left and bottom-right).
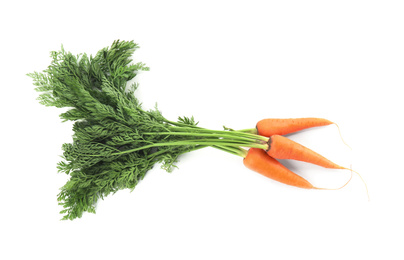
[
  {"x1": 313, "y1": 169, "x2": 353, "y2": 191},
  {"x1": 333, "y1": 122, "x2": 352, "y2": 150},
  {"x1": 314, "y1": 166, "x2": 370, "y2": 201}
]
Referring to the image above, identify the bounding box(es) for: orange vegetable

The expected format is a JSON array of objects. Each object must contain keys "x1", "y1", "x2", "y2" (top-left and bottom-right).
[
  {"x1": 256, "y1": 118, "x2": 333, "y2": 137},
  {"x1": 266, "y1": 135, "x2": 344, "y2": 169},
  {"x1": 243, "y1": 148, "x2": 314, "y2": 189}
]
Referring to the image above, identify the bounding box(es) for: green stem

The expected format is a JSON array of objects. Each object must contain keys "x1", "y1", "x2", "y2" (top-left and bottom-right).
[
  {"x1": 148, "y1": 144, "x2": 209, "y2": 159},
  {"x1": 213, "y1": 145, "x2": 248, "y2": 157},
  {"x1": 235, "y1": 128, "x2": 258, "y2": 134},
  {"x1": 142, "y1": 131, "x2": 264, "y2": 143},
  {"x1": 105, "y1": 139, "x2": 267, "y2": 157},
  {"x1": 167, "y1": 126, "x2": 268, "y2": 142},
  {"x1": 148, "y1": 144, "x2": 246, "y2": 159}
]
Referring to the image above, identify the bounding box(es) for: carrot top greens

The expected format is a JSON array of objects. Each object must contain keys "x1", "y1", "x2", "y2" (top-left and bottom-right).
[{"x1": 28, "y1": 40, "x2": 268, "y2": 220}]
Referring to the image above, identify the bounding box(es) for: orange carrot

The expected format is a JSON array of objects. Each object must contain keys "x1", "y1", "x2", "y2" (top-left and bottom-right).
[
  {"x1": 264, "y1": 135, "x2": 369, "y2": 197},
  {"x1": 266, "y1": 135, "x2": 344, "y2": 169},
  {"x1": 243, "y1": 148, "x2": 314, "y2": 189},
  {"x1": 256, "y1": 118, "x2": 333, "y2": 137}
]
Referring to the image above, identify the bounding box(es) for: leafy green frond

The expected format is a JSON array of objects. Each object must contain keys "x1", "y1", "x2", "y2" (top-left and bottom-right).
[
  {"x1": 29, "y1": 40, "x2": 255, "y2": 220},
  {"x1": 178, "y1": 116, "x2": 199, "y2": 126},
  {"x1": 56, "y1": 151, "x2": 157, "y2": 220}
]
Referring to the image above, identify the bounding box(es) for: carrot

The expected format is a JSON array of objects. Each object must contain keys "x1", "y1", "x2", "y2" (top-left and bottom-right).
[
  {"x1": 266, "y1": 135, "x2": 344, "y2": 169},
  {"x1": 264, "y1": 135, "x2": 369, "y2": 198},
  {"x1": 243, "y1": 148, "x2": 314, "y2": 189},
  {"x1": 243, "y1": 148, "x2": 357, "y2": 192},
  {"x1": 256, "y1": 118, "x2": 333, "y2": 137}
]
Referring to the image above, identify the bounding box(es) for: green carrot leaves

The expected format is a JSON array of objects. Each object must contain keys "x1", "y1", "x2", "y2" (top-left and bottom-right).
[{"x1": 29, "y1": 40, "x2": 268, "y2": 220}]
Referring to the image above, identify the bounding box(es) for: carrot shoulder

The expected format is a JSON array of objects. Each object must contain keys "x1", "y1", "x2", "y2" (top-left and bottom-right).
[
  {"x1": 266, "y1": 135, "x2": 344, "y2": 169},
  {"x1": 243, "y1": 148, "x2": 314, "y2": 189},
  {"x1": 256, "y1": 118, "x2": 333, "y2": 137}
]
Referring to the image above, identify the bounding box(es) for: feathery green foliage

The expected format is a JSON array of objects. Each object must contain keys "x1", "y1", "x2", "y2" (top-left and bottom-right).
[{"x1": 28, "y1": 40, "x2": 268, "y2": 220}]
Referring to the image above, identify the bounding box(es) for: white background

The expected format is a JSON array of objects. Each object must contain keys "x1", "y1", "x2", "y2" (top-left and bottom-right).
[{"x1": 1, "y1": 1, "x2": 403, "y2": 259}]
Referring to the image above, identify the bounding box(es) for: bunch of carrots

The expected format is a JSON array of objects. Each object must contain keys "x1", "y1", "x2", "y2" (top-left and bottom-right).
[
  {"x1": 242, "y1": 118, "x2": 367, "y2": 193},
  {"x1": 29, "y1": 41, "x2": 368, "y2": 220}
]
